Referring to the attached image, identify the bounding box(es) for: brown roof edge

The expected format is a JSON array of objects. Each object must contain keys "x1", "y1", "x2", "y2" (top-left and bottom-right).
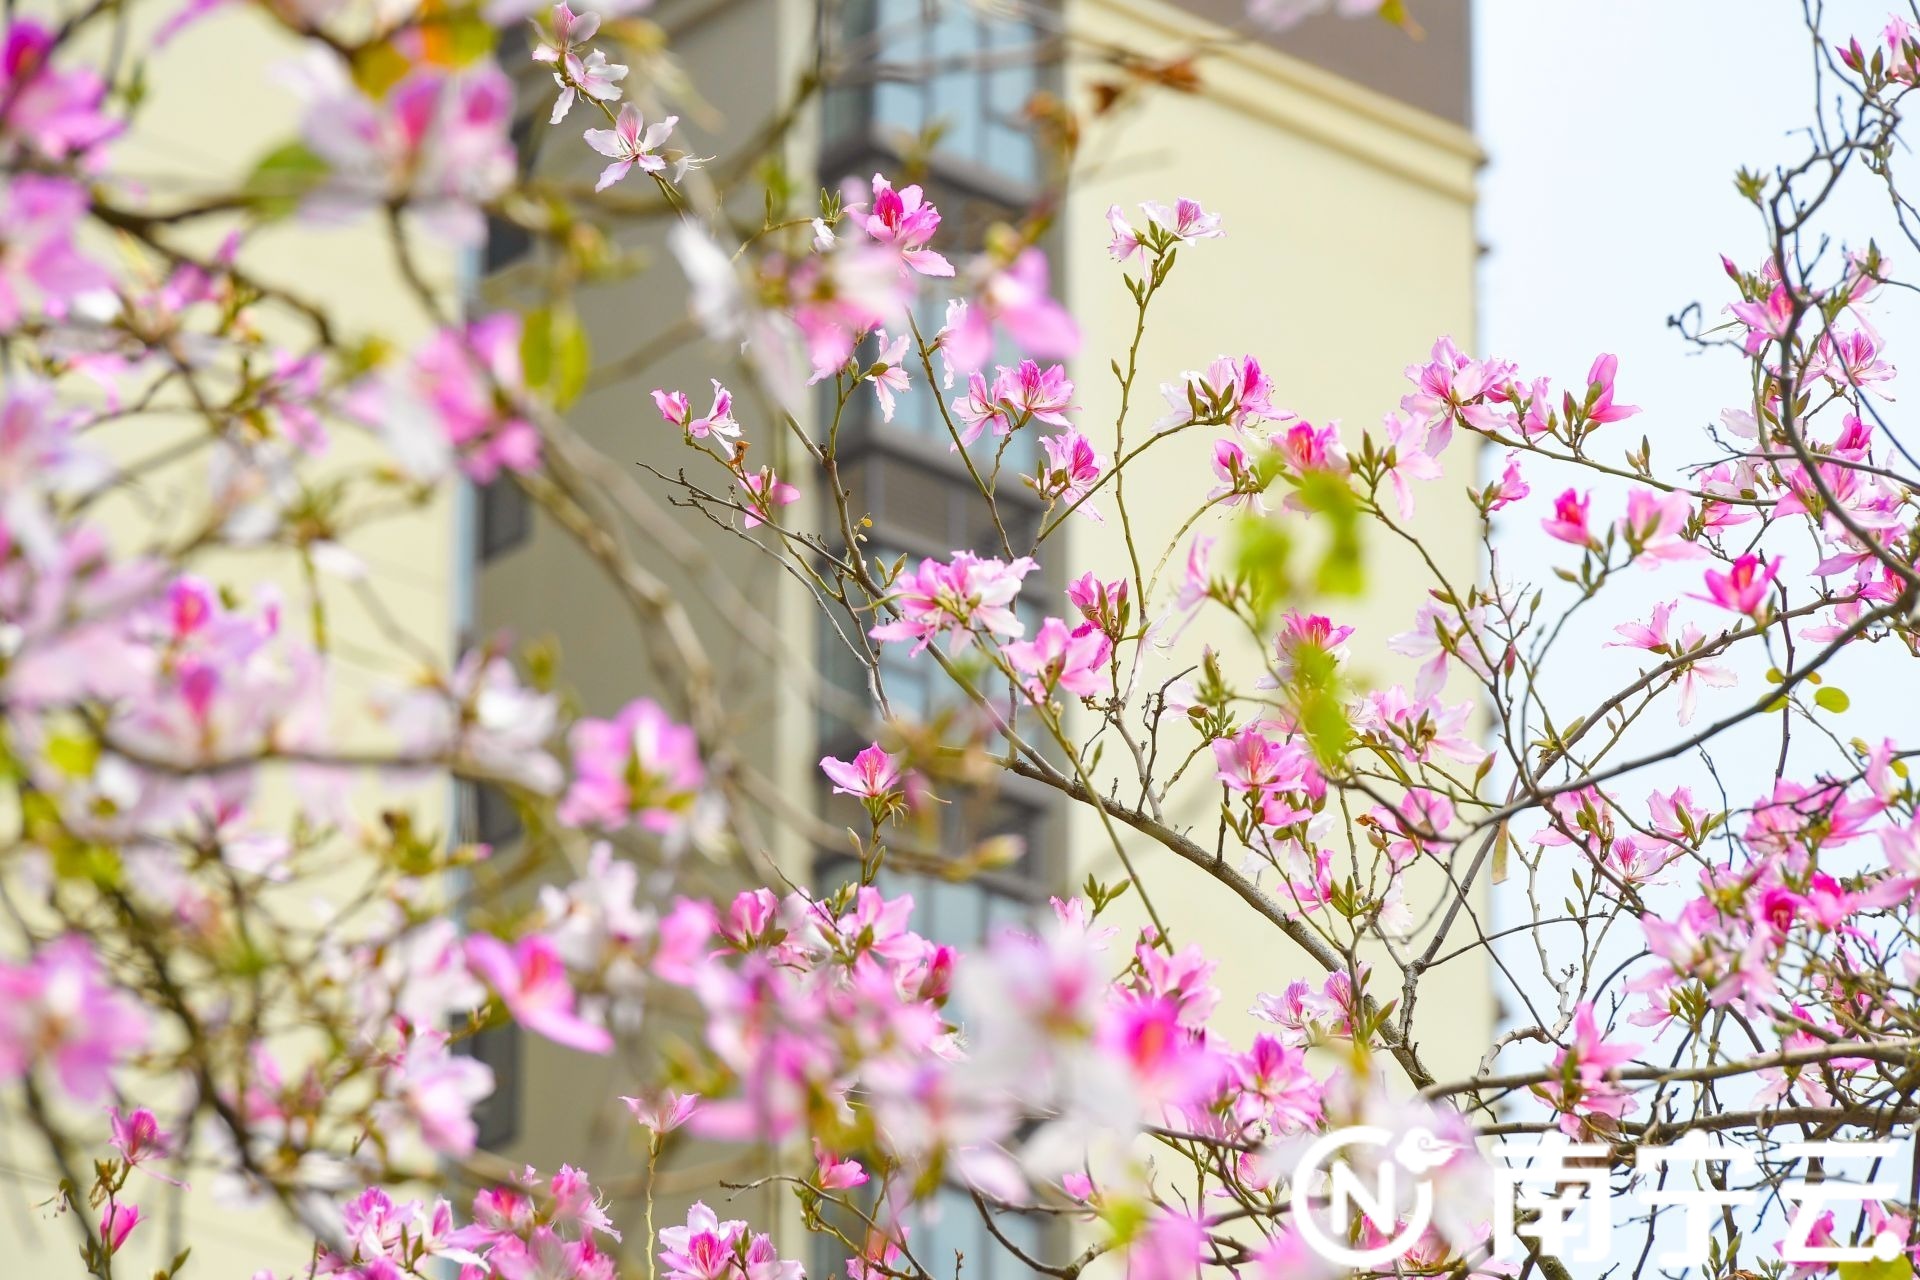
[{"x1": 1164, "y1": 0, "x2": 1472, "y2": 128}]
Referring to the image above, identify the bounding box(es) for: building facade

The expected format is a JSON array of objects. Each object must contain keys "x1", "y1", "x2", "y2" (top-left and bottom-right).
[
  {"x1": 0, "y1": 0, "x2": 1484, "y2": 1275},
  {"x1": 469, "y1": 0, "x2": 1490, "y2": 1272}
]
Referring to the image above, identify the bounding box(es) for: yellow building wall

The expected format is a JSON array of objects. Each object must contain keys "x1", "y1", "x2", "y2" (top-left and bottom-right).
[{"x1": 1060, "y1": 0, "x2": 1494, "y2": 1081}]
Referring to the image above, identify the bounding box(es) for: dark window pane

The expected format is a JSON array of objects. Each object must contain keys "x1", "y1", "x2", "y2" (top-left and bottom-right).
[
  {"x1": 478, "y1": 475, "x2": 531, "y2": 560},
  {"x1": 461, "y1": 1023, "x2": 522, "y2": 1150},
  {"x1": 475, "y1": 784, "x2": 523, "y2": 850},
  {"x1": 484, "y1": 214, "x2": 534, "y2": 274}
]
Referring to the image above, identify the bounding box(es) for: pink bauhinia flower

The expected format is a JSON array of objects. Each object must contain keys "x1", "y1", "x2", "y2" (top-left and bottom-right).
[
  {"x1": 109, "y1": 1107, "x2": 185, "y2": 1186},
  {"x1": 1484, "y1": 450, "x2": 1530, "y2": 511},
  {"x1": 653, "y1": 380, "x2": 741, "y2": 450},
  {"x1": 0, "y1": 21, "x2": 121, "y2": 160},
  {"x1": 379, "y1": 1030, "x2": 496, "y2": 1157},
  {"x1": 1539, "y1": 1002, "x2": 1642, "y2": 1137},
  {"x1": 465, "y1": 934, "x2": 613, "y2": 1054},
  {"x1": 1004, "y1": 615, "x2": 1111, "y2": 701},
  {"x1": 1106, "y1": 204, "x2": 1145, "y2": 263},
  {"x1": 659, "y1": 1202, "x2": 748, "y2": 1280},
  {"x1": 560, "y1": 697, "x2": 705, "y2": 834},
  {"x1": 534, "y1": 4, "x2": 627, "y2": 123},
  {"x1": 0, "y1": 935, "x2": 147, "y2": 1102},
  {"x1": 1619, "y1": 487, "x2": 1705, "y2": 563},
  {"x1": 1263, "y1": 610, "x2": 1354, "y2": 686},
  {"x1": 852, "y1": 174, "x2": 952, "y2": 277},
  {"x1": 1540, "y1": 487, "x2": 1593, "y2": 546},
  {"x1": 1696, "y1": 553, "x2": 1783, "y2": 616},
  {"x1": 1571, "y1": 352, "x2": 1640, "y2": 426},
  {"x1": 949, "y1": 370, "x2": 1010, "y2": 445},
  {"x1": 1157, "y1": 355, "x2": 1286, "y2": 432},
  {"x1": 869, "y1": 552, "x2": 1038, "y2": 653},
  {"x1": 353, "y1": 313, "x2": 542, "y2": 483},
  {"x1": 583, "y1": 105, "x2": 677, "y2": 191},
  {"x1": 867, "y1": 330, "x2": 911, "y2": 421},
  {"x1": 0, "y1": 175, "x2": 112, "y2": 328},
  {"x1": 1002, "y1": 359, "x2": 1077, "y2": 426},
  {"x1": 1033, "y1": 430, "x2": 1104, "y2": 519},
  {"x1": 1208, "y1": 437, "x2": 1265, "y2": 511},
  {"x1": 1728, "y1": 283, "x2": 1798, "y2": 355},
  {"x1": 1142, "y1": 196, "x2": 1224, "y2": 243},
  {"x1": 939, "y1": 249, "x2": 1079, "y2": 373},
  {"x1": 819, "y1": 743, "x2": 904, "y2": 800},
  {"x1": 1066, "y1": 572, "x2": 1129, "y2": 642},
  {"x1": 813, "y1": 1139, "x2": 868, "y2": 1190},
  {"x1": 1379, "y1": 409, "x2": 1443, "y2": 518},
  {"x1": 288, "y1": 58, "x2": 515, "y2": 246},
  {"x1": 739, "y1": 466, "x2": 799, "y2": 528},
  {"x1": 99, "y1": 1203, "x2": 141, "y2": 1254},
  {"x1": 621, "y1": 1089, "x2": 701, "y2": 1136}
]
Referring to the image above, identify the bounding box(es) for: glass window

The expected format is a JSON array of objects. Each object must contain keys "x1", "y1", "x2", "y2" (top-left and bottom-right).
[
  {"x1": 835, "y1": 0, "x2": 1044, "y2": 182},
  {"x1": 478, "y1": 475, "x2": 532, "y2": 560}
]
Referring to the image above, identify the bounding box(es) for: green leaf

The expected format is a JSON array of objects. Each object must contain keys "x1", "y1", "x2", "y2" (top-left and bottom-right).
[
  {"x1": 521, "y1": 306, "x2": 554, "y2": 392},
  {"x1": 553, "y1": 310, "x2": 591, "y2": 409},
  {"x1": 520, "y1": 306, "x2": 592, "y2": 409},
  {"x1": 243, "y1": 141, "x2": 329, "y2": 221},
  {"x1": 1839, "y1": 1257, "x2": 1913, "y2": 1280},
  {"x1": 1815, "y1": 686, "x2": 1851, "y2": 713}
]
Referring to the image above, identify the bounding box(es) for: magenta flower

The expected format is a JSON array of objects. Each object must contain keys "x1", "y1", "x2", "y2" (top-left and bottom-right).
[
  {"x1": 1540, "y1": 1002, "x2": 1642, "y2": 1137},
  {"x1": 381, "y1": 1031, "x2": 497, "y2": 1157},
  {"x1": 1379, "y1": 409, "x2": 1443, "y2": 518},
  {"x1": 1575, "y1": 352, "x2": 1640, "y2": 426},
  {"x1": 1266, "y1": 610, "x2": 1353, "y2": 685},
  {"x1": 819, "y1": 743, "x2": 903, "y2": 800},
  {"x1": 868, "y1": 551, "x2": 1038, "y2": 654},
  {"x1": 949, "y1": 370, "x2": 1013, "y2": 445},
  {"x1": 1066, "y1": 572, "x2": 1129, "y2": 641},
  {"x1": 99, "y1": 1203, "x2": 141, "y2": 1254},
  {"x1": 813, "y1": 1139, "x2": 868, "y2": 1190},
  {"x1": 353, "y1": 313, "x2": 541, "y2": 483},
  {"x1": 465, "y1": 934, "x2": 613, "y2": 1054},
  {"x1": 0, "y1": 175, "x2": 112, "y2": 328},
  {"x1": 659, "y1": 1202, "x2": 748, "y2": 1280},
  {"x1": 1142, "y1": 196, "x2": 1224, "y2": 243},
  {"x1": 1619, "y1": 487, "x2": 1705, "y2": 564},
  {"x1": 289, "y1": 58, "x2": 515, "y2": 246},
  {"x1": 1540, "y1": 486, "x2": 1593, "y2": 546},
  {"x1": 0, "y1": 936, "x2": 147, "y2": 1102},
  {"x1": 1728, "y1": 284, "x2": 1797, "y2": 355},
  {"x1": 1696, "y1": 553, "x2": 1783, "y2": 616},
  {"x1": 1157, "y1": 354, "x2": 1286, "y2": 432},
  {"x1": 854, "y1": 174, "x2": 953, "y2": 277},
  {"x1": 561, "y1": 698, "x2": 705, "y2": 834},
  {"x1": 940, "y1": 249, "x2": 1079, "y2": 374},
  {"x1": 1484, "y1": 450, "x2": 1529, "y2": 511},
  {"x1": 0, "y1": 21, "x2": 120, "y2": 160},
  {"x1": 1033, "y1": 430, "x2": 1104, "y2": 519},
  {"x1": 621, "y1": 1089, "x2": 701, "y2": 1137},
  {"x1": 108, "y1": 1107, "x2": 185, "y2": 1186},
  {"x1": 1005, "y1": 615, "x2": 1111, "y2": 701},
  {"x1": 1106, "y1": 204, "x2": 1144, "y2": 263},
  {"x1": 1270, "y1": 420, "x2": 1346, "y2": 478},
  {"x1": 739, "y1": 466, "x2": 799, "y2": 528},
  {"x1": 585, "y1": 105, "x2": 678, "y2": 191},
  {"x1": 653, "y1": 380, "x2": 741, "y2": 450},
  {"x1": 867, "y1": 330, "x2": 911, "y2": 421},
  {"x1": 533, "y1": 4, "x2": 627, "y2": 123},
  {"x1": 1004, "y1": 359, "x2": 1078, "y2": 426},
  {"x1": 1212, "y1": 726, "x2": 1319, "y2": 826}
]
